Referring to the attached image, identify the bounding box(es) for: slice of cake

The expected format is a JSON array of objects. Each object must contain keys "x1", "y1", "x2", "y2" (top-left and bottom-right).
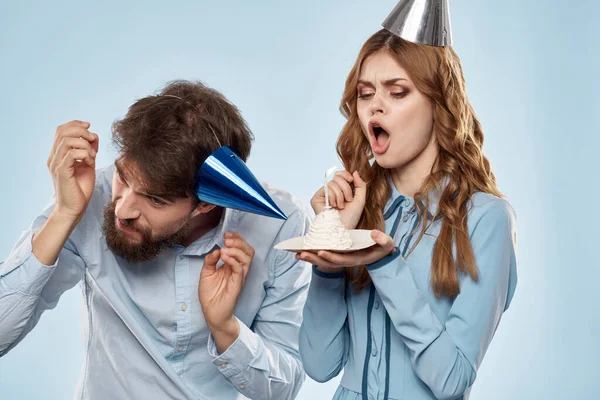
[{"x1": 303, "y1": 208, "x2": 352, "y2": 250}]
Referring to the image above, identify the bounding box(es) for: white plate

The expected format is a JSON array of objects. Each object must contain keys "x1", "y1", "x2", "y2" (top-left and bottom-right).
[{"x1": 274, "y1": 229, "x2": 376, "y2": 253}]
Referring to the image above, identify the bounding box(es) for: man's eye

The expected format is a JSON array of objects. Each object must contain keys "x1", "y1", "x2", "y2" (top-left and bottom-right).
[{"x1": 149, "y1": 197, "x2": 166, "y2": 206}]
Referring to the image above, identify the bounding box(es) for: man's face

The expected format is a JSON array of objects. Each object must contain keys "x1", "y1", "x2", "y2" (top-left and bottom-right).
[{"x1": 103, "y1": 159, "x2": 197, "y2": 263}]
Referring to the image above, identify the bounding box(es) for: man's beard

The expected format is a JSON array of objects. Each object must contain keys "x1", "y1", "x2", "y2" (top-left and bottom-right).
[{"x1": 102, "y1": 201, "x2": 191, "y2": 263}]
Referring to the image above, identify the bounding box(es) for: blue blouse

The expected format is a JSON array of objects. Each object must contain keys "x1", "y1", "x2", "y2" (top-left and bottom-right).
[{"x1": 299, "y1": 183, "x2": 517, "y2": 400}]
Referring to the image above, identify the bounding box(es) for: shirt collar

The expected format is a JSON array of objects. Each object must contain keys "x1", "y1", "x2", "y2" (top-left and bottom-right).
[
  {"x1": 382, "y1": 176, "x2": 448, "y2": 221},
  {"x1": 179, "y1": 207, "x2": 241, "y2": 256},
  {"x1": 383, "y1": 182, "x2": 413, "y2": 220}
]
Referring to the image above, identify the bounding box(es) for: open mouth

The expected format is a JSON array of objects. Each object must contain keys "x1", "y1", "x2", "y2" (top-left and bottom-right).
[
  {"x1": 117, "y1": 218, "x2": 140, "y2": 235},
  {"x1": 369, "y1": 121, "x2": 391, "y2": 155}
]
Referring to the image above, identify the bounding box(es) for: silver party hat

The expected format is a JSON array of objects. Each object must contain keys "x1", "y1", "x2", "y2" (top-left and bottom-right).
[{"x1": 382, "y1": 0, "x2": 452, "y2": 46}]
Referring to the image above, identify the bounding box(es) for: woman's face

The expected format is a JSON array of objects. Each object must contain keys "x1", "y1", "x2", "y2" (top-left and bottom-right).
[{"x1": 356, "y1": 50, "x2": 435, "y2": 170}]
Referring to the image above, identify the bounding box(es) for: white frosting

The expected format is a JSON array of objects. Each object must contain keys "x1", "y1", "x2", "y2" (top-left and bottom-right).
[{"x1": 304, "y1": 209, "x2": 352, "y2": 250}]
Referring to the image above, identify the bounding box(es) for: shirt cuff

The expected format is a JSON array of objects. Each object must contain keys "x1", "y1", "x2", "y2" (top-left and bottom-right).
[
  {"x1": 312, "y1": 265, "x2": 345, "y2": 279},
  {"x1": 207, "y1": 317, "x2": 270, "y2": 379},
  {"x1": 0, "y1": 232, "x2": 57, "y2": 295}
]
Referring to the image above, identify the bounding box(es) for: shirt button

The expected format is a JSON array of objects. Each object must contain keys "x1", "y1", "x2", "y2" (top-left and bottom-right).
[
  {"x1": 181, "y1": 303, "x2": 188, "y2": 311},
  {"x1": 220, "y1": 362, "x2": 227, "y2": 368},
  {"x1": 177, "y1": 346, "x2": 183, "y2": 352},
  {"x1": 240, "y1": 384, "x2": 246, "y2": 389},
  {"x1": 179, "y1": 255, "x2": 185, "y2": 260},
  {"x1": 402, "y1": 214, "x2": 409, "y2": 222},
  {"x1": 372, "y1": 348, "x2": 378, "y2": 357},
  {"x1": 13, "y1": 257, "x2": 20, "y2": 265},
  {"x1": 374, "y1": 301, "x2": 380, "y2": 309}
]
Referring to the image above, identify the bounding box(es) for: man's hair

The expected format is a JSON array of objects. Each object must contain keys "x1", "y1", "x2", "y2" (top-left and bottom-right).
[{"x1": 112, "y1": 80, "x2": 254, "y2": 198}]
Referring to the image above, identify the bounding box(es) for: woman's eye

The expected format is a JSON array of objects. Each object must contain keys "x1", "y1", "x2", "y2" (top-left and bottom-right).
[{"x1": 391, "y1": 91, "x2": 407, "y2": 98}]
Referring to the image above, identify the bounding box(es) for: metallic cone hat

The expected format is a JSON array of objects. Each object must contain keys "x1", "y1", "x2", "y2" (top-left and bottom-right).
[
  {"x1": 195, "y1": 146, "x2": 287, "y2": 220},
  {"x1": 382, "y1": 0, "x2": 453, "y2": 46},
  {"x1": 159, "y1": 94, "x2": 286, "y2": 220}
]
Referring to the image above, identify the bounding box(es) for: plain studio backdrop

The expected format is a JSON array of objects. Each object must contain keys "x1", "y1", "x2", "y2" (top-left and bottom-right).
[{"x1": 0, "y1": 1, "x2": 598, "y2": 399}]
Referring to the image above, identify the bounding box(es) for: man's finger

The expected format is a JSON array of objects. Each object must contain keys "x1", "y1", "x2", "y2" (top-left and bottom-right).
[
  {"x1": 221, "y1": 251, "x2": 244, "y2": 275},
  {"x1": 89, "y1": 132, "x2": 99, "y2": 154},
  {"x1": 202, "y1": 249, "x2": 221, "y2": 274},
  {"x1": 56, "y1": 125, "x2": 95, "y2": 142},
  {"x1": 224, "y1": 233, "x2": 255, "y2": 258},
  {"x1": 51, "y1": 125, "x2": 95, "y2": 163},
  {"x1": 51, "y1": 137, "x2": 96, "y2": 172},
  {"x1": 58, "y1": 149, "x2": 95, "y2": 174},
  {"x1": 221, "y1": 247, "x2": 250, "y2": 269},
  {"x1": 56, "y1": 120, "x2": 90, "y2": 133}
]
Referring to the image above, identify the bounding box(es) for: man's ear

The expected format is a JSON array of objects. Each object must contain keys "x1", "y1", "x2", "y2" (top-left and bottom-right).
[{"x1": 192, "y1": 202, "x2": 217, "y2": 216}]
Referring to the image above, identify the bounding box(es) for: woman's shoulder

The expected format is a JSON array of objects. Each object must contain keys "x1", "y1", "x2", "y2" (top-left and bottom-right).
[{"x1": 467, "y1": 192, "x2": 516, "y2": 232}]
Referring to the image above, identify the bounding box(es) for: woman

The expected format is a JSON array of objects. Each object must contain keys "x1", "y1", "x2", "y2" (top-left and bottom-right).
[{"x1": 297, "y1": 29, "x2": 517, "y2": 400}]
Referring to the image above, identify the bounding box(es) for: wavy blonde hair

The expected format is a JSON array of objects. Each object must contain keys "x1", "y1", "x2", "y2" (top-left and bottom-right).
[{"x1": 338, "y1": 29, "x2": 502, "y2": 298}]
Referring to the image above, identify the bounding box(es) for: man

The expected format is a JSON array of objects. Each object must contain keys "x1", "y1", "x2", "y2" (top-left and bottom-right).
[{"x1": 0, "y1": 80, "x2": 312, "y2": 399}]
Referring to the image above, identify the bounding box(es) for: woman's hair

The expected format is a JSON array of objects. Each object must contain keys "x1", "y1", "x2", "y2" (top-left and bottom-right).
[{"x1": 337, "y1": 29, "x2": 502, "y2": 298}]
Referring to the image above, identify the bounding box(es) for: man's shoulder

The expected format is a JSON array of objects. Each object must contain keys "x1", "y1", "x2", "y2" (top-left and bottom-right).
[
  {"x1": 95, "y1": 164, "x2": 115, "y2": 194},
  {"x1": 262, "y1": 180, "x2": 313, "y2": 222},
  {"x1": 86, "y1": 164, "x2": 114, "y2": 209},
  {"x1": 77, "y1": 164, "x2": 114, "y2": 228},
  {"x1": 234, "y1": 180, "x2": 313, "y2": 239}
]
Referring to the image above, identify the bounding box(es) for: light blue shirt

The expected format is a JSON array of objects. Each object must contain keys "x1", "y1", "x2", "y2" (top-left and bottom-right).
[
  {"x1": 299, "y1": 183, "x2": 517, "y2": 400},
  {"x1": 0, "y1": 165, "x2": 312, "y2": 400}
]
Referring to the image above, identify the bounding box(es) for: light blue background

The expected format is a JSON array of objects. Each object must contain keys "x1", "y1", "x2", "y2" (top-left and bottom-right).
[{"x1": 1, "y1": 1, "x2": 598, "y2": 399}]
